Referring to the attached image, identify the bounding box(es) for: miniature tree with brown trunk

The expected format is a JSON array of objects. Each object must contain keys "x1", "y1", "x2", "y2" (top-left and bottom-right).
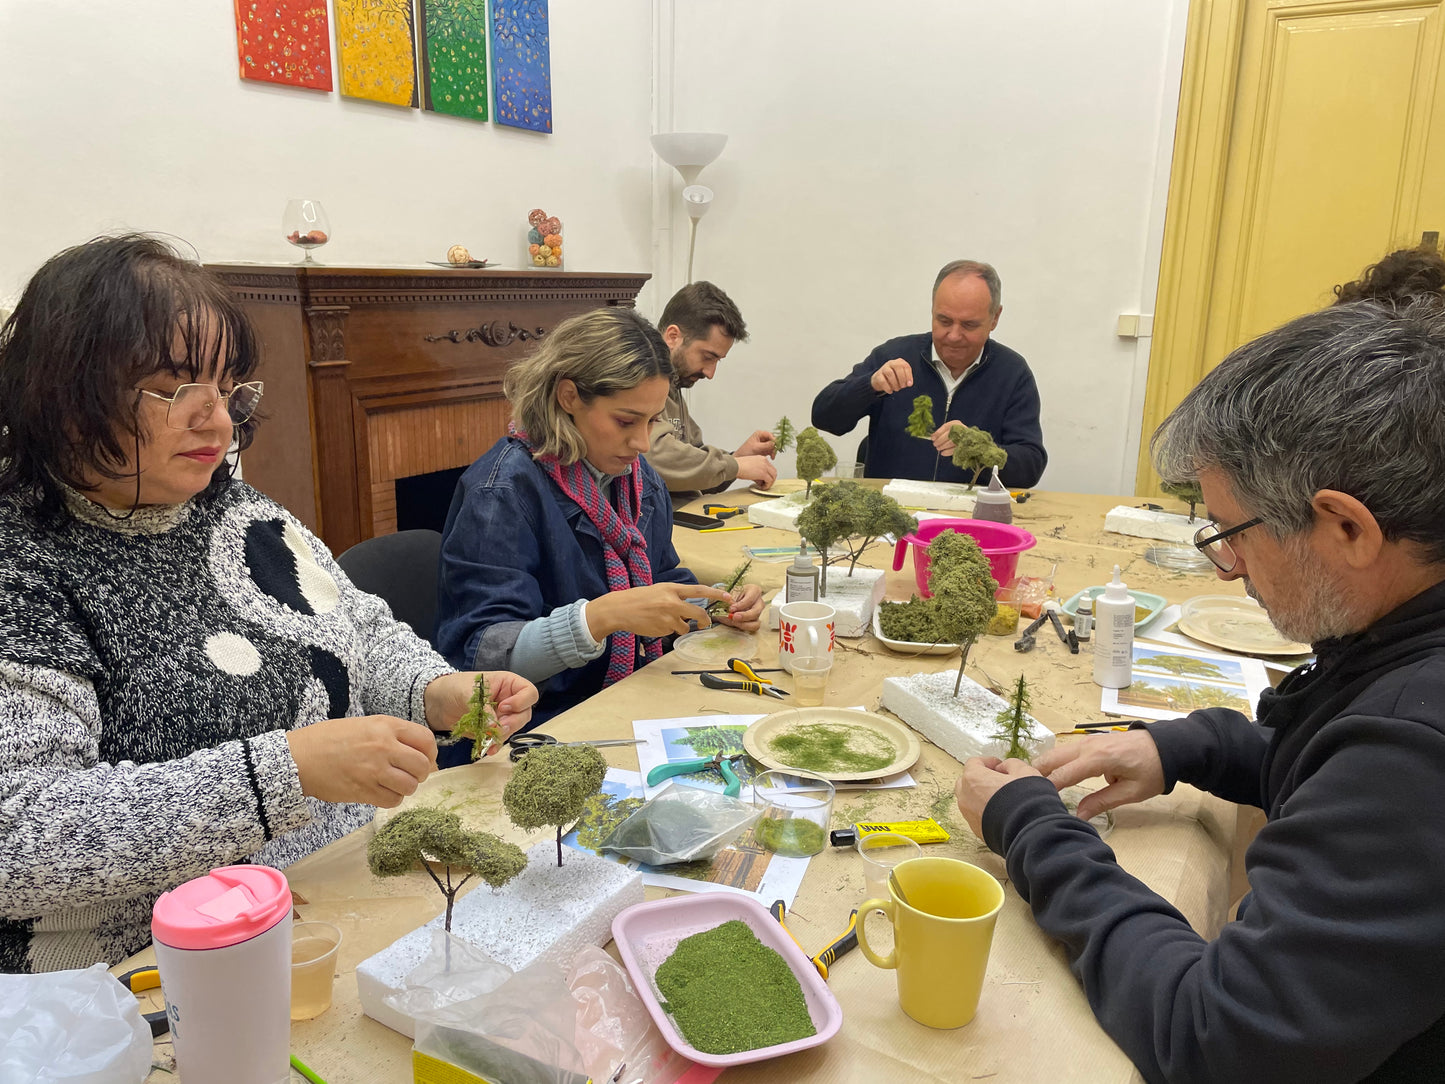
[
  {"x1": 795, "y1": 427, "x2": 837, "y2": 498},
  {"x1": 503, "y1": 744, "x2": 608, "y2": 867},
  {"x1": 1161, "y1": 480, "x2": 1204, "y2": 523},
  {"x1": 947, "y1": 424, "x2": 1008, "y2": 490},
  {"x1": 796, "y1": 482, "x2": 916, "y2": 595}
]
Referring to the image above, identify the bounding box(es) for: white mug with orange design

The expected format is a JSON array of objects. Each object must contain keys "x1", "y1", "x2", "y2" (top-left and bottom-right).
[{"x1": 778, "y1": 601, "x2": 836, "y2": 674}]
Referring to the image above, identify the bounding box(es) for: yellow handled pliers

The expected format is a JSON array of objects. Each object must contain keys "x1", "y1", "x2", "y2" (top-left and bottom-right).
[
  {"x1": 700, "y1": 671, "x2": 787, "y2": 699},
  {"x1": 702, "y1": 503, "x2": 746, "y2": 519}
]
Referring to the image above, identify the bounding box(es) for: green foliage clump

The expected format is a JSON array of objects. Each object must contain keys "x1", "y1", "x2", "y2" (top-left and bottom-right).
[
  {"x1": 503, "y1": 744, "x2": 608, "y2": 866},
  {"x1": 796, "y1": 481, "x2": 917, "y2": 594},
  {"x1": 773, "y1": 416, "x2": 796, "y2": 454},
  {"x1": 991, "y1": 674, "x2": 1038, "y2": 762},
  {"x1": 877, "y1": 595, "x2": 945, "y2": 644},
  {"x1": 948, "y1": 424, "x2": 1007, "y2": 489},
  {"x1": 1160, "y1": 480, "x2": 1204, "y2": 522},
  {"x1": 368, "y1": 807, "x2": 527, "y2": 931},
  {"x1": 794, "y1": 427, "x2": 837, "y2": 497},
  {"x1": 449, "y1": 673, "x2": 502, "y2": 759},
  {"x1": 906, "y1": 395, "x2": 936, "y2": 440}
]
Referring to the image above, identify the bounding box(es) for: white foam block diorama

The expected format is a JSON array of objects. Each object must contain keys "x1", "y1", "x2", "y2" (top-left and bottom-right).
[
  {"x1": 881, "y1": 479, "x2": 979, "y2": 514},
  {"x1": 880, "y1": 669, "x2": 1055, "y2": 763},
  {"x1": 765, "y1": 567, "x2": 886, "y2": 638},
  {"x1": 1103, "y1": 506, "x2": 1200, "y2": 545},
  {"x1": 356, "y1": 841, "x2": 643, "y2": 1037},
  {"x1": 747, "y1": 491, "x2": 810, "y2": 531}
]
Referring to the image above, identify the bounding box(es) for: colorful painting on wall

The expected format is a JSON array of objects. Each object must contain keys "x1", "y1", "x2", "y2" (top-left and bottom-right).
[
  {"x1": 335, "y1": 0, "x2": 418, "y2": 108},
  {"x1": 490, "y1": 1, "x2": 552, "y2": 133},
  {"x1": 420, "y1": 0, "x2": 489, "y2": 122},
  {"x1": 234, "y1": 1, "x2": 333, "y2": 91}
]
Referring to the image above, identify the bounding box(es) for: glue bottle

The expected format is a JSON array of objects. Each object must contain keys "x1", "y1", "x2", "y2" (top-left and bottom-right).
[
  {"x1": 785, "y1": 545, "x2": 819, "y2": 604},
  {"x1": 1092, "y1": 566, "x2": 1133, "y2": 689},
  {"x1": 971, "y1": 466, "x2": 1013, "y2": 525}
]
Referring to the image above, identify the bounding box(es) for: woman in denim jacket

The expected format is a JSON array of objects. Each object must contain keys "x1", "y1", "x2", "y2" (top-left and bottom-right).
[{"x1": 436, "y1": 307, "x2": 764, "y2": 728}]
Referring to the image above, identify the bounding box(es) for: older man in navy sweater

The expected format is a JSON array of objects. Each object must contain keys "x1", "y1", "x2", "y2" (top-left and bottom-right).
[{"x1": 810, "y1": 260, "x2": 1046, "y2": 487}]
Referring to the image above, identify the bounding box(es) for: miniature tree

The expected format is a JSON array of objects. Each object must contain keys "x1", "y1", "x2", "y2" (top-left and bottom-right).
[
  {"x1": 906, "y1": 396, "x2": 945, "y2": 481},
  {"x1": 795, "y1": 426, "x2": 837, "y2": 498},
  {"x1": 706, "y1": 558, "x2": 752, "y2": 618},
  {"x1": 947, "y1": 424, "x2": 1007, "y2": 490},
  {"x1": 447, "y1": 673, "x2": 505, "y2": 760},
  {"x1": 991, "y1": 674, "x2": 1038, "y2": 762},
  {"x1": 503, "y1": 743, "x2": 608, "y2": 867},
  {"x1": 925, "y1": 530, "x2": 999, "y2": 695},
  {"x1": 368, "y1": 807, "x2": 527, "y2": 933},
  {"x1": 1160, "y1": 480, "x2": 1204, "y2": 522},
  {"x1": 796, "y1": 482, "x2": 917, "y2": 594},
  {"x1": 773, "y1": 416, "x2": 796, "y2": 454}
]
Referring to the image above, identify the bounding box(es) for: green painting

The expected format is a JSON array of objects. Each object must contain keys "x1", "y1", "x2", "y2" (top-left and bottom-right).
[{"x1": 420, "y1": 0, "x2": 489, "y2": 122}]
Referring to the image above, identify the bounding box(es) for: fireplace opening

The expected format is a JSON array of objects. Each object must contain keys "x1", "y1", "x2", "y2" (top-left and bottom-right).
[{"x1": 395, "y1": 466, "x2": 467, "y2": 534}]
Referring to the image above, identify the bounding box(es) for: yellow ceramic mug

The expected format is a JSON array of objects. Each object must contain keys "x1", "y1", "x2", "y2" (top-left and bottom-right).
[{"x1": 856, "y1": 856, "x2": 1005, "y2": 1029}]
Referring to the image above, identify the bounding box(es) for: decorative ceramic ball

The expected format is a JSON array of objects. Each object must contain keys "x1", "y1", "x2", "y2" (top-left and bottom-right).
[
  {"x1": 542, "y1": 216, "x2": 561, "y2": 236},
  {"x1": 543, "y1": 233, "x2": 562, "y2": 248},
  {"x1": 528, "y1": 243, "x2": 541, "y2": 256},
  {"x1": 528, "y1": 208, "x2": 548, "y2": 228},
  {"x1": 546, "y1": 255, "x2": 561, "y2": 267},
  {"x1": 528, "y1": 227, "x2": 543, "y2": 244},
  {"x1": 533, "y1": 255, "x2": 547, "y2": 266},
  {"x1": 447, "y1": 244, "x2": 472, "y2": 265},
  {"x1": 538, "y1": 245, "x2": 552, "y2": 257}
]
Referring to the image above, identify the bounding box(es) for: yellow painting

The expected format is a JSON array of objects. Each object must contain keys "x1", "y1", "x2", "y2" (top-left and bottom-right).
[{"x1": 335, "y1": 0, "x2": 417, "y2": 108}]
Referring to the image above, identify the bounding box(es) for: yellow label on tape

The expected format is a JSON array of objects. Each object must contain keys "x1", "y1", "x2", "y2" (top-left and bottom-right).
[{"x1": 412, "y1": 1051, "x2": 491, "y2": 1084}]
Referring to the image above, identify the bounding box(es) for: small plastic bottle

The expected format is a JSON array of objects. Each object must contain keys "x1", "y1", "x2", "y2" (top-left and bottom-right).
[
  {"x1": 971, "y1": 466, "x2": 1013, "y2": 525},
  {"x1": 785, "y1": 545, "x2": 819, "y2": 604},
  {"x1": 1092, "y1": 566, "x2": 1133, "y2": 689},
  {"x1": 1074, "y1": 597, "x2": 1094, "y2": 642}
]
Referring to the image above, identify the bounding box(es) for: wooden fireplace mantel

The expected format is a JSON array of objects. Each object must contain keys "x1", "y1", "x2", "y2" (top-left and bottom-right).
[{"x1": 207, "y1": 263, "x2": 651, "y2": 555}]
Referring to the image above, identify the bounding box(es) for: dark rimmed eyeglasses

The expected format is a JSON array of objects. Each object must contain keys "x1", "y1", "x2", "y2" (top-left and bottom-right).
[
  {"x1": 137, "y1": 381, "x2": 264, "y2": 431},
  {"x1": 1193, "y1": 516, "x2": 1263, "y2": 573}
]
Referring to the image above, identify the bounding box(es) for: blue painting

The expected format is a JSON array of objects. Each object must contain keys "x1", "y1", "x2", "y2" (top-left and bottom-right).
[{"x1": 490, "y1": 0, "x2": 552, "y2": 132}]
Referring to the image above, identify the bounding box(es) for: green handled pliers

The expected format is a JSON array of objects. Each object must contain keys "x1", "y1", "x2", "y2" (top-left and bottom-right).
[{"x1": 646, "y1": 751, "x2": 748, "y2": 797}]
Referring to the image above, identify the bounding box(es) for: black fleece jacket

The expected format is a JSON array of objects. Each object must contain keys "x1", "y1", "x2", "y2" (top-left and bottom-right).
[{"x1": 982, "y1": 579, "x2": 1445, "y2": 1083}]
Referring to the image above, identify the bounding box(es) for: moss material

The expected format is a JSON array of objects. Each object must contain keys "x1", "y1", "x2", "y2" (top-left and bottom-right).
[
  {"x1": 655, "y1": 920, "x2": 816, "y2": 1054},
  {"x1": 766, "y1": 722, "x2": 897, "y2": 774},
  {"x1": 756, "y1": 816, "x2": 827, "y2": 857}
]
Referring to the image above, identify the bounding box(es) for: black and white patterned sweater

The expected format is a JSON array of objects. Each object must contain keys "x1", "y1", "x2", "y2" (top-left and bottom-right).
[{"x1": 0, "y1": 480, "x2": 450, "y2": 972}]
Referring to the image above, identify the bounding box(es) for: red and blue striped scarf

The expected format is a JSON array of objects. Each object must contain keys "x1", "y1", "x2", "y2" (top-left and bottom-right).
[{"x1": 510, "y1": 425, "x2": 662, "y2": 684}]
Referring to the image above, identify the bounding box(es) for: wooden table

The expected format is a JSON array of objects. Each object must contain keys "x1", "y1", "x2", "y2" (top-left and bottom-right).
[{"x1": 135, "y1": 489, "x2": 1244, "y2": 1083}]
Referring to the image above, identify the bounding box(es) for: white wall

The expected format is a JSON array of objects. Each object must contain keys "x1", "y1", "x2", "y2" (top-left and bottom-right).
[
  {"x1": 660, "y1": 0, "x2": 1189, "y2": 494},
  {"x1": 0, "y1": 0, "x2": 1188, "y2": 495},
  {"x1": 0, "y1": 0, "x2": 656, "y2": 304}
]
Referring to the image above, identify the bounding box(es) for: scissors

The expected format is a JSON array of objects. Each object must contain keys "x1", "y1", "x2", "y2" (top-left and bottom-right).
[{"x1": 507, "y1": 733, "x2": 645, "y2": 762}]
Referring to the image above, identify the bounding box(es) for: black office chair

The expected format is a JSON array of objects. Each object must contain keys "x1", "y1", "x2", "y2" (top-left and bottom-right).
[
  {"x1": 336, "y1": 529, "x2": 443, "y2": 646},
  {"x1": 855, "y1": 435, "x2": 870, "y2": 475}
]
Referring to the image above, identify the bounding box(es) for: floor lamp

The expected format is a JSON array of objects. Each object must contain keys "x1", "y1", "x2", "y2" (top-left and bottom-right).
[{"x1": 651, "y1": 132, "x2": 727, "y2": 284}]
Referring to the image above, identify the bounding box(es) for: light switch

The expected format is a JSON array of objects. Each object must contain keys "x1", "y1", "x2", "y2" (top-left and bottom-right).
[{"x1": 1116, "y1": 314, "x2": 1140, "y2": 338}]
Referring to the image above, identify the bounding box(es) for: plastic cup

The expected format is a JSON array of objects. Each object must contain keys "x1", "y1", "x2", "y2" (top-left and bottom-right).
[
  {"x1": 290, "y1": 920, "x2": 342, "y2": 1020},
  {"x1": 858, "y1": 832, "x2": 923, "y2": 901},
  {"x1": 791, "y1": 655, "x2": 833, "y2": 706},
  {"x1": 753, "y1": 769, "x2": 835, "y2": 857}
]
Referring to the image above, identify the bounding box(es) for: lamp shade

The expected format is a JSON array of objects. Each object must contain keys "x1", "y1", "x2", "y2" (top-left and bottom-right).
[
  {"x1": 650, "y1": 132, "x2": 727, "y2": 186},
  {"x1": 682, "y1": 184, "x2": 714, "y2": 220}
]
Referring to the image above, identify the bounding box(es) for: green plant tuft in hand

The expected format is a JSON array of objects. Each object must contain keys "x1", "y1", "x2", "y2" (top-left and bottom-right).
[
  {"x1": 773, "y1": 416, "x2": 796, "y2": 454},
  {"x1": 906, "y1": 395, "x2": 936, "y2": 440},
  {"x1": 450, "y1": 673, "x2": 503, "y2": 760}
]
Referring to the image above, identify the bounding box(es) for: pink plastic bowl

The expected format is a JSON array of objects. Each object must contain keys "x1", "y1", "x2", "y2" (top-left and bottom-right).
[{"x1": 892, "y1": 518, "x2": 1037, "y2": 598}]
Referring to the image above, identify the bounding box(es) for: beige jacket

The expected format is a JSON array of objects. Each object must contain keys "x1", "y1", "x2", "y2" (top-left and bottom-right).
[{"x1": 646, "y1": 385, "x2": 739, "y2": 502}]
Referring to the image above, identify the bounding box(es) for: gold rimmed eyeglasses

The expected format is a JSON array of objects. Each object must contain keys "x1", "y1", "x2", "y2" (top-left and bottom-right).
[{"x1": 137, "y1": 381, "x2": 264, "y2": 431}]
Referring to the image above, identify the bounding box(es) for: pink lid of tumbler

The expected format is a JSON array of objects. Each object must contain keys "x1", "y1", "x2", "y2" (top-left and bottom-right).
[{"x1": 151, "y1": 865, "x2": 291, "y2": 950}]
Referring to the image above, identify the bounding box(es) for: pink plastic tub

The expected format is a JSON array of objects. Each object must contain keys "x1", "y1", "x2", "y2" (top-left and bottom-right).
[{"x1": 892, "y1": 518, "x2": 1037, "y2": 598}]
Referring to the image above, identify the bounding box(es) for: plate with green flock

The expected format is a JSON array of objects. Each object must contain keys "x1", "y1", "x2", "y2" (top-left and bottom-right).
[
  {"x1": 871, "y1": 607, "x2": 961, "y2": 657},
  {"x1": 743, "y1": 707, "x2": 922, "y2": 781}
]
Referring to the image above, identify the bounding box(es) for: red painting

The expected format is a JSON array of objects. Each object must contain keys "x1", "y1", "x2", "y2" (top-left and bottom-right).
[{"x1": 235, "y1": 1, "x2": 333, "y2": 91}]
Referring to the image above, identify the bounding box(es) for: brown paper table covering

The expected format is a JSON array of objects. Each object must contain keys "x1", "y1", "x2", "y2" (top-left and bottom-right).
[{"x1": 131, "y1": 488, "x2": 1243, "y2": 1083}]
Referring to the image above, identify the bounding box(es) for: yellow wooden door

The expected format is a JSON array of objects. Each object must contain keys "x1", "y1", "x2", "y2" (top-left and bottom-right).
[{"x1": 1138, "y1": 0, "x2": 1445, "y2": 492}]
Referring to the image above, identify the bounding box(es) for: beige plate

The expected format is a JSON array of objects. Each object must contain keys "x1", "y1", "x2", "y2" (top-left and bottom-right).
[
  {"x1": 749, "y1": 478, "x2": 809, "y2": 498},
  {"x1": 1177, "y1": 599, "x2": 1310, "y2": 657},
  {"x1": 743, "y1": 707, "x2": 922, "y2": 781},
  {"x1": 672, "y1": 626, "x2": 758, "y2": 666}
]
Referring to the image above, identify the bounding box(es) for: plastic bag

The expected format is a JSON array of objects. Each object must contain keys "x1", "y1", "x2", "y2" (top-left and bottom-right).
[
  {"x1": 409, "y1": 958, "x2": 590, "y2": 1084},
  {"x1": 0, "y1": 963, "x2": 153, "y2": 1084},
  {"x1": 599, "y1": 783, "x2": 760, "y2": 865},
  {"x1": 568, "y1": 947, "x2": 685, "y2": 1084},
  {"x1": 384, "y1": 929, "x2": 514, "y2": 1020}
]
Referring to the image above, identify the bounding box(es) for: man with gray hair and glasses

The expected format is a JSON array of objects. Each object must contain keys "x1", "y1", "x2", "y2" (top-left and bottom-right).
[
  {"x1": 955, "y1": 299, "x2": 1445, "y2": 1082},
  {"x1": 810, "y1": 259, "x2": 1046, "y2": 486}
]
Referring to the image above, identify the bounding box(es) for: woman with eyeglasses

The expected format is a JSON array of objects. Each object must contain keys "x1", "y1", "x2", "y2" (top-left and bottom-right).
[{"x1": 0, "y1": 234, "x2": 537, "y2": 973}]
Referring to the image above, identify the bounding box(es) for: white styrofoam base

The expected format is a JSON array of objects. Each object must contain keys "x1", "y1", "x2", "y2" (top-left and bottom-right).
[
  {"x1": 881, "y1": 479, "x2": 978, "y2": 513},
  {"x1": 747, "y1": 491, "x2": 810, "y2": 530},
  {"x1": 1103, "y1": 506, "x2": 1198, "y2": 545},
  {"x1": 766, "y1": 568, "x2": 885, "y2": 641},
  {"x1": 356, "y1": 841, "x2": 644, "y2": 1037},
  {"x1": 880, "y1": 669, "x2": 1055, "y2": 762}
]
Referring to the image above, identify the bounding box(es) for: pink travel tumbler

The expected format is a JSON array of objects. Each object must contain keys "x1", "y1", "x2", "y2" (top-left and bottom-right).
[{"x1": 151, "y1": 865, "x2": 293, "y2": 1084}]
